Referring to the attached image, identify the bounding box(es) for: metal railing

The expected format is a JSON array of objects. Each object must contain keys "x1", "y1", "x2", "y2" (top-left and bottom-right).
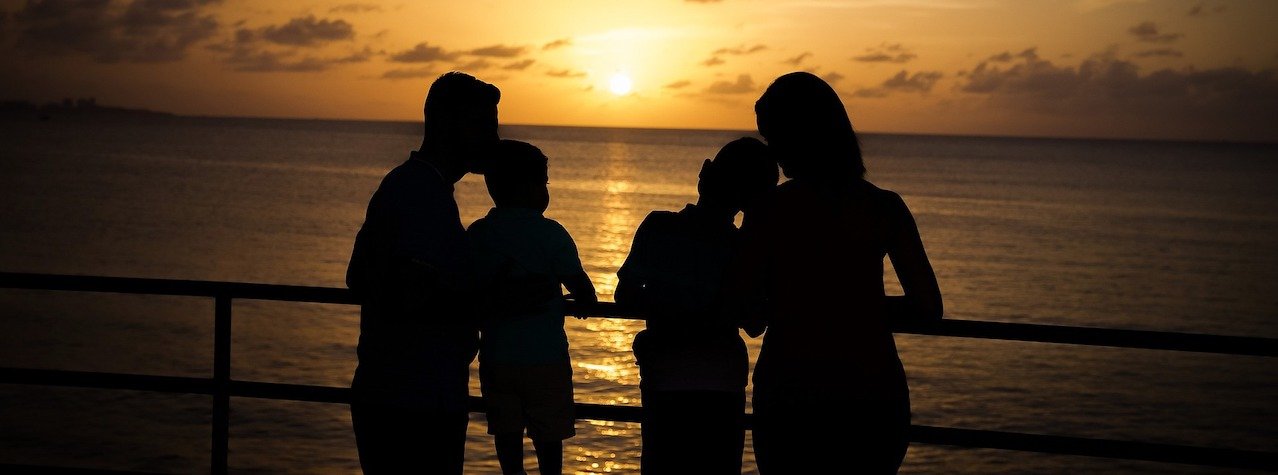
[{"x1": 0, "y1": 271, "x2": 1275, "y2": 473}]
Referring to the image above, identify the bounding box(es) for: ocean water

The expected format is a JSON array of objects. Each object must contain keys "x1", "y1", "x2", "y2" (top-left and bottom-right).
[{"x1": 0, "y1": 117, "x2": 1276, "y2": 474}]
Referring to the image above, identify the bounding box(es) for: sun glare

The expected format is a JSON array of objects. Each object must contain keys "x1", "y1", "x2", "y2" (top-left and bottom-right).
[{"x1": 609, "y1": 73, "x2": 633, "y2": 95}]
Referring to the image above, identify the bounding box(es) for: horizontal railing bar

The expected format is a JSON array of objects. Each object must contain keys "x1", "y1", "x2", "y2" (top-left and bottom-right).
[
  {"x1": 0, "y1": 272, "x2": 354, "y2": 304},
  {"x1": 0, "y1": 463, "x2": 169, "y2": 475},
  {"x1": 2, "y1": 367, "x2": 1273, "y2": 470},
  {"x1": 891, "y1": 319, "x2": 1277, "y2": 357},
  {"x1": 0, "y1": 367, "x2": 213, "y2": 395},
  {"x1": 911, "y1": 425, "x2": 1277, "y2": 471},
  {"x1": 2, "y1": 271, "x2": 1274, "y2": 356}
]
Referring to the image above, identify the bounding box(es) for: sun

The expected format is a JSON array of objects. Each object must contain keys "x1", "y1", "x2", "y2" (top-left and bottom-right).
[{"x1": 608, "y1": 73, "x2": 633, "y2": 95}]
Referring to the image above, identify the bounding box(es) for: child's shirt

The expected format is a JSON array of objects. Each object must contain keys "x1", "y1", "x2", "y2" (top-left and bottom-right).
[
  {"x1": 618, "y1": 204, "x2": 749, "y2": 392},
  {"x1": 469, "y1": 207, "x2": 593, "y2": 365}
]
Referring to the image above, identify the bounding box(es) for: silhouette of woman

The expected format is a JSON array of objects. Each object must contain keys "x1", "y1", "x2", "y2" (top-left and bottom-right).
[{"x1": 735, "y1": 72, "x2": 942, "y2": 474}]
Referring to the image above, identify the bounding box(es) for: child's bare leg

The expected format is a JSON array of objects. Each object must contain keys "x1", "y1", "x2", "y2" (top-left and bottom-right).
[
  {"x1": 532, "y1": 438, "x2": 563, "y2": 475},
  {"x1": 495, "y1": 432, "x2": 525, "y2": 474}
]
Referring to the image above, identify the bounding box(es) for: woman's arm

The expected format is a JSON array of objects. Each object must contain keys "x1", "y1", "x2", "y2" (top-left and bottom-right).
[{"x1": 886, "y1": 193, "x2": 943, "y2": 322}]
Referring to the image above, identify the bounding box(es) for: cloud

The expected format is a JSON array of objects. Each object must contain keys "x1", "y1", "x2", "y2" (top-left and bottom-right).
[
  {"x1": 1128, "y1": 22, "x2": 1182, "y2": 43},
  {"x1": 206, "y1": 13, "x2": 368, "y2": 72},
  {"x1": 852, "y1": 43, "x2": 916, "y2": 63},
  {"x1": 955, "y1": 47, "x2": 1278, "y2": 139},
  {"x1": 987, "y1": 51, "x2": 1015, "y2": 62},
  {"x1": 456, "y1": 58, "x2": 492, "y2": 71},
  {"x1": 502, "y1": 59, "x2": 535, "y2": 70},
  {"x1": 547, "y1": 69, "x2": 586, "y2": 78},
  {"x1": 1187, "y1": 2, "x2": 1226, "y2": 17},
  {"x1": 822, "y1": 71, "x2": 846, "y2": 85},
  {"x1": 853, "y1": 70, "x2": 942, "y2": 97},
  {"x1": 664, "y1": 80, "x2": 692, "y2": 89},
  {"x1": 329, "y1": 3, "x2": 381, "y2": 13},
  {"x1": 713, "y1": 44, "x2": 767, "y2": 55},
  {"x1": 219, "y1": 43, "x2": 372, "y2": 73},
  {"x1": 467, "y1": 44, "x2": 526, "y2": 58},
  {"x1": 381, "y1": 67, "x2": 437, "y2": 80},
  {"x1": 784, "y1": 52, "x2": 812, "y2": 66},
  {"x1": 542, "y1": 38, "x2": 571, "y2": 50},
  {"x1": 256, "y1": 15, "x2": 353, "y2": 47},
  {"x1": 390, "y1": 42, "x2": 460, "y2": 62},
  {"x1": 1132, "y1": 48, "x2": 1184, "y2": 58},
  {"x1": 12, "y1": 0, "x2": 221, "y2": 63},
  {"x1": 702, "y1": 56, "x2": 725, "y2": 67},
  {"x1": 703, "y1": 74, "x2": 755, "y2": 94}
]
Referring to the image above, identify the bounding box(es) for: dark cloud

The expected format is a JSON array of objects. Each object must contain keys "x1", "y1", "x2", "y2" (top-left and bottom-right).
[
  {"x1": 1128, "y1": 22, "x2": 1182, "y2": 43},
  {"x1": 1133, "y1": 48, "x2": 1184, "y2": 58},
  {"x1": 455, "y1": 58, "x2": 492, "y2": 71},
  {"x1": 329, "y1": 3, "x2": 381, "y2": 13},
  {"x1": 853, "y1": 70, "x2": 942, "y2": 98},
  {"x1": 258, "y1": 15, "x2": 353, "y2": 47},
  {"x1": 547, "y1": 69, "x2": 586, "y2": 78},
  {"x1": 207, "y1": 14, "x2": 368, "y2": 72},
  {"x1": 221, "y1": 43, "x2": 372, "y2": 73},
  {"x1": 852, "y1": 43, "x2": 916, "y2": 63},
  {"x1": 389, "y1": 42, "x2": 459, "y2": 62},
  {"x1": 702, "y1": 56, "x2": 725, "y2": 67},
  {"x1": 664, "y1": 80, "x2": 692, "y2": 89},
  {"x1": 542, "y1": 38, "x2": 571, "y2": 50},
  {"x1": 703, "y1": 74, "x2": 755, "y2": 94},
  {"x1": 502, "y1": 59, "x2": 535, "y2": 70},
  {"x1": 467, "y1": 44, "x2": 526, "y2": 57},
  {"x1": 784, "y1": 52, "x2": 812, "y2": 66},
  {"x1": 381, "y1": 67, "x2": 436, "y2": 80},
  {"x1": 1187, "y1": 3, "x2": 1226, "y2": 17},
  {"x1": 822, "y1": 71, "x2": 845, "y2": 85},
  {"x1": 12, "y1": 0, "x2": 220, "y2": 63},
  {"x1": 956, "y1": 48, "x2": 1278, "y2": 139},
  {"x1": 987, "y1": 51, "x2": 1014, "y2": 63},
  {"x1": 714, "y1": 44, "x2": 766, "y2": 55}
]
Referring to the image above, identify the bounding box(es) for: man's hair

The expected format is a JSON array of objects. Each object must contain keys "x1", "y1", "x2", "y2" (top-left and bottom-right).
[
  {"x1": 423, "y1": 71, "x2": 501, "y2": 140},
  {"x1": 485, "y1": 139, "x2": 549, "y2": 206}
]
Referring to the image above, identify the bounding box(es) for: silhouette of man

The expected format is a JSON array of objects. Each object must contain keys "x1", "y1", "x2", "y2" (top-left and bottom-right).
[{"x1": 346, "y1": 72, "x2": 499, "y2": 474}]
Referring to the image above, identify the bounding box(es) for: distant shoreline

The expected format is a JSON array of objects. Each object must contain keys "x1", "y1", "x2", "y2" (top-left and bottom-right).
[{"x1": 4, "y1": 100, "x2": 1274, "y2": 146}]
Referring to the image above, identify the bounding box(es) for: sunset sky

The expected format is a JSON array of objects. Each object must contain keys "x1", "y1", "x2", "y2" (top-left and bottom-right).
[{"x1": 1, "y1": 0, "x2": 1276, "y2": 141}]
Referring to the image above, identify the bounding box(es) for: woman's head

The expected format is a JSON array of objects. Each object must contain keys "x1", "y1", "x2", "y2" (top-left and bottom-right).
[{"x1": 755, "y1": 72, "x2": 864, "y2": 180}]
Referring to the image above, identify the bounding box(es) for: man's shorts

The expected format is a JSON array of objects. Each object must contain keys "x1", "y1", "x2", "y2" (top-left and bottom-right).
[{"x1": 479, "y1": 362, "x2": 577, "y2": 440}]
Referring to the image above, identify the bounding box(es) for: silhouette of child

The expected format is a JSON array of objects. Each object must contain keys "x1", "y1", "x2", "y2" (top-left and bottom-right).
[
  {"x1": 468, "y1": 139, "x2": 596, "y2": 475},
  {"x1": 616, "y1": 137, "x2": 777, "y2": 474}
]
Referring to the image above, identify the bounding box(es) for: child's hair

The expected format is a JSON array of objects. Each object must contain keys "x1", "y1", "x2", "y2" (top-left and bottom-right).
[
  {"x1": 485, "y1": 139, "x2": 549, "y2": 207},
  {"x1": 700, "y1": 137, "x2": 778, "y2": 211}
]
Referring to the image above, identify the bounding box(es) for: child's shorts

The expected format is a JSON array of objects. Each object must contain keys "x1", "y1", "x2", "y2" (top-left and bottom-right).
[{"x1": 479, "y1": 362, "x2": 576, "y2": 440}]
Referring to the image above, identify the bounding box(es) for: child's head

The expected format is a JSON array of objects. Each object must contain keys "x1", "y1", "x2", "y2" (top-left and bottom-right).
[
  {"x1": 698, "y1": 137, "x2": 778, "y2": 213},
  {"x1": 485, "y1": 139, "x2": 550, "y2": 212}
]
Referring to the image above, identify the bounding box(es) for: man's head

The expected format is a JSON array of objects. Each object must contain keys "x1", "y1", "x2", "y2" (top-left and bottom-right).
[
  {"x1": 698, "y1": 137, "x2": 778, "y2": 214},
  {"x1": 421, "y1": 72, "x2": 501, "y2": 180},
  {"x1": 485, "y1": 140, "x2": 550, "y2": 213}
]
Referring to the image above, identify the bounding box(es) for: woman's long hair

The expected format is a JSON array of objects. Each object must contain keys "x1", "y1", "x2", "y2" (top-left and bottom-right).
[{"x1": 755, "y1": 72, "x2": 864, "y2": 180}]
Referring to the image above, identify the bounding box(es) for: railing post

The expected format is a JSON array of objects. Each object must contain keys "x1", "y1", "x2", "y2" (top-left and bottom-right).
[{"x1": 212, "y1": 295, "x2": 231, "y2": 475}]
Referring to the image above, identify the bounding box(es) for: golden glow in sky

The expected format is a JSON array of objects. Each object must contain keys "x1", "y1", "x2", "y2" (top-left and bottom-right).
[
  {"x1": 609, "y1": 73, "x2": 633, "y2": 96},
  {"x1": 1, "y1": 0, "x2": 1276, "y2": 141}
]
